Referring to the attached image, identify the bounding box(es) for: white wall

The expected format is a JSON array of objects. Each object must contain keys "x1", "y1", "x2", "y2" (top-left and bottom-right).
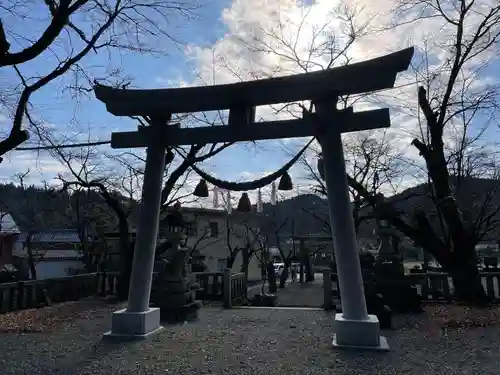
[
  {"x1": 31, "y1": 259, "x2": 86, "y2": 280},
  {"x1": 183, "y1": 211, "x2": 263, "y2": 281},
  {"x1": 13, "y1": 241, "x2": 86, "y2": 280}
]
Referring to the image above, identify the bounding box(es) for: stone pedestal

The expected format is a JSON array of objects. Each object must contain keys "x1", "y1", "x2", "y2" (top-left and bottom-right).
[
  {"x1": 150, "y1": 274, "x2": 202, "y2": 323},
  {"x1": 333, "y1": 314, "x2": 389, "y2": 351},
  {"x1": 103, "y1": 308, "x2": 164, "y2": 341}
]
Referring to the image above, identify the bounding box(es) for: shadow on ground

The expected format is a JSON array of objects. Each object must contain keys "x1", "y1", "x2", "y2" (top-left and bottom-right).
[{"x1": 274, "y1": 280, "x2": 326, "y2": 307}]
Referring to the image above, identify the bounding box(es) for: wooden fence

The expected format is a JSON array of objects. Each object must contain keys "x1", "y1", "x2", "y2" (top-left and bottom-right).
[
  {"x1": 0, "y1": 270, "x2": 248, "y2": 313},
  {"x1": 193, "y1": 270, "x2": 247, "y2": 306},
  {"x1": 328, "y1": 271, "x2": 500, "y2": 302},
  {"x1": 0, "y1": 273, "x2": 98, "y2": 313}
]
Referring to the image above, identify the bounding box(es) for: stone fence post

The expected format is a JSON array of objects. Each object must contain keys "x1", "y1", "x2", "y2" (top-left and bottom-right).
[
  {"x1": 323, "y1": 268, "x2": 333, "y2": 310},
  {"x1": 223, "y1": 268, "x2": 232, "y2": 309}
]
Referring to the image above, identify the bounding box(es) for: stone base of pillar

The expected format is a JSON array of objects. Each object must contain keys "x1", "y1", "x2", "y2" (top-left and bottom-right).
[
  {"x1": 103, "y1": 308, "x2": 163, "y2": 341},
  {"x1": 332, "y1": 313, "x2": 389, "y2": 351}
]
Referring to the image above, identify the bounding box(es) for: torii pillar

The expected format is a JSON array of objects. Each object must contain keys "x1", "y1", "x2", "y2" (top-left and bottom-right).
[
  {"x1": 103, "y1": 119, "x2": 167, "y2": 340},
  {"x1": 316, "y1": 100, "x2": 387, "y2": 350}
]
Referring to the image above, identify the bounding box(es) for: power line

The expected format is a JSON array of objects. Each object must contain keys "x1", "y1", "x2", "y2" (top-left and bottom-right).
[
  {"x1": 15, "y1": 140, "x2": 111, "y2": 151},
  {"x1": 13, "y1": 81, "x2": 422, "y2": 152}
]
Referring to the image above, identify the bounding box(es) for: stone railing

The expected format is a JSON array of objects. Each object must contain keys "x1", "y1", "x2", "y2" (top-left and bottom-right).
[
  {"x1": 224, "y1": 270, "x2": 246, "y2": 308},
  {"x1": 404, "y1": 271, "x2": 500, "y2": 301},
  {"x1": 193, "y1": 271, "x2": 224, "y2": 301},
  {"x1": 193, "y1": 270, "x2": 246, "y2": 307},
  {"x1": 0, "y1": 270, "x2": 248, "y2": 313},
  {"x1": 322, "y1": 269, "x2": 500, "y2": 307}
]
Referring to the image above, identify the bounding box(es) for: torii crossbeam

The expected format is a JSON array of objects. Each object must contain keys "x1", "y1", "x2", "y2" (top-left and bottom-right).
[{"x1": 95, "y1": 47, "x2": 414, "y2": 351}]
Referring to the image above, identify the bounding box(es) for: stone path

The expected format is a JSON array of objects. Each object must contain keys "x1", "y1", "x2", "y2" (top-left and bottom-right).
[
  {"x1": 274, "y1": 279, "x2": 326, "y2": 307},
  {"x1": 247, "y1": 273, "x2": 333, "y2": 308}
]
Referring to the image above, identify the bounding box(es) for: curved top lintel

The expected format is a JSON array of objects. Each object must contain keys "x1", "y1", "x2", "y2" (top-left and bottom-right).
[{"x1": 95, "y1": 47, "x2": 414, "y2": 117}]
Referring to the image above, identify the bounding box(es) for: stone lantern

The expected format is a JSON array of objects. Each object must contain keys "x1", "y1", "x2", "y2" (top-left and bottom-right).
[
  {"x1": 374, "y1": 216, "x2": 423, "y2": 314},
  {"x1": 150, "y1": 203, "x2": 202, "y2": 322},
  {"x1": 376, "y1": 218, "x2": 403, "y2": 267}
]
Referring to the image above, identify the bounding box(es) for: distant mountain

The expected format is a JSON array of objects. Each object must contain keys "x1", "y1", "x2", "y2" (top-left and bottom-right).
[
  {"x1": 357, "y1": 176, "x2": 500, "y2": 244},
  {"x1": 3, "y1": 175, "x2": 497, "y2": 246},
  {"x1": 259, "y1": 194, "x2": 330, "y2": 245},
  {"x1": 0, "y1": 183, "x2": 138, "y2": 235},
  {"x1": 263, "y1": 176, "x2": 500, "y2": 247}
]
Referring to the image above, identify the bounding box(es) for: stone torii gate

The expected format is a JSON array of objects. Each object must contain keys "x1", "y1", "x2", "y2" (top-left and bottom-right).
[{"x1": 94, "y1": 47, "x2": 414, "y2": 350}]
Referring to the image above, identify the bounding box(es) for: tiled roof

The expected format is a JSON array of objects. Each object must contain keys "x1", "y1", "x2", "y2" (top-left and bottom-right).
[
  {"x1": 17, "y1": 229, "x2": 82, "y2": 243},
  {"x1": 35, "y1": 250, "x2": 84, "y2": 260},
  {"x1": 0, "y1": 212, "x2": 20, "y2": 234}
]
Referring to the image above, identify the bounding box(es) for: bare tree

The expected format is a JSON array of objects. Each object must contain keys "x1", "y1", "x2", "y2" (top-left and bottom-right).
[
  {"x1": 213, "y1": 0, "x2": 500, "y2": 303},
  {"x1": 8, "y1": 171, "x2": 43, "y2": 280},
  {"x1": 53, "y1": 146, "x2": 139, "y2": 300},
  {"x1": 246, "y1": 228, "x2": 271, "y2": 296},
  {"x1": 0, "y1": 171, "x2": 81, "y2": 282},
  {"x1": 255, "y1": 212, "x2": 292, "y2": 288},
  {"x1": 51, "y1": 128, "x2": 234, "y2": 300},
  {"x1": 342, "y1": 0, "x2": 500, "y2": 303},
  {"x1": 224, "y1": 217, "x2": 256, "y2": 271},
  {"x1": 224, "y1": 218, "x2": 242, "y2": 270},
  {"x1": 214, "y1": 3, "x2": 412, "y2": 248},
  {"x1": 222, "y1": 215, "x2": 265, "y2": 283},
  {"x1": 0, "y1": 0, "x2": 201, "y2": 160},
  {"x1": 302, "y1": 132, "x2": 408, "y2": 235},
  {"x1": 184, "y1": 223, "x2": 217, "y2": 258}
]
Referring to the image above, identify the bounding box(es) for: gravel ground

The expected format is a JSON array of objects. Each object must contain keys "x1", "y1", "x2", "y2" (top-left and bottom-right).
[{"x1": 1, "y1": 300, "x2": 500, "y2": 375}]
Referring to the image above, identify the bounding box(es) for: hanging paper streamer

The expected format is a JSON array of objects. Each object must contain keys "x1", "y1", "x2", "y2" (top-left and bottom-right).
[
  {"x1": 213, "y1": 186, "x2": 219, "y2": 208},
  {"x1": 257, "y1": 188, "x2": 263, "y2": 213},
  {"x1": 226, "y1": 190, "x2": 232, "y2": 214},
  {"x1": 271, "y1": 181, "x2": 277, "y2": 205}
]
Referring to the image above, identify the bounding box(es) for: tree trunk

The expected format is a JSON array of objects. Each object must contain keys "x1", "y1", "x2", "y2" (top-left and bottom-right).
[
  {"x1": 346, "y1": 156, "x2": 486, "y2": 305},
  {"x1": 390, "y1": 210, "x2": 486, "y2": 304},
  {"x1": 226, "y1": 255, "x2": 236, "y2": 270},
  {"x1": 25, "y1": 235, "x2": 37, "y2": 280},
  {"x1": 241, "y1": 246, "x2": 250, "y2": 287},
  {"x1": 25, "y1": 234, "x2": 52, "y2": 305},
  {"x1": 419, "y1": 237, "x2": 486, "y2": 304},
  {"x1": 447, "y1": 245, "x2": 488, "y2": 304},
  {"x1": 279, "y1": 265, "x2": 289, "y2": 288},
  {"x1": 420, "y1": 234, "x2": 486, "y2": 304},
  {"x1": 411, "y1": 88, "x2": 486, "y2": 304},
  {"x1": 303, "y1": 252, "x2": 314, "y2": 282},
  {"x1": 266, "y1": 262, "x2": 277, "y2": 293}
]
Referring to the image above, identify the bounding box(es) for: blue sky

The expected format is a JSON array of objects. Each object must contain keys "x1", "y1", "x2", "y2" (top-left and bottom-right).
[
  {"x1": 0, "y1": 0, "x2": 309, "y2": 191},
  {"x1": 1, "y1": 0, "x2": 499, "y2": 201}
]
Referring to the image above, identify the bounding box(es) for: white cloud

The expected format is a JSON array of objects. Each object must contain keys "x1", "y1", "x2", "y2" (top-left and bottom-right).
[
  {"x1": 0, "y1": 150, "x2": 66, "y2": 185},
  {"x1": 176, "y1": 0, "x2": 500, "y2": 195}
]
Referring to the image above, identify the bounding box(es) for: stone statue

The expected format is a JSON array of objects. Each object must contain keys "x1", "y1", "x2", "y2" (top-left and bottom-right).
[
  {"x1": 155, "y1": 245, "x2": 191, "y2": 279},
  {"x1": 150, "y1": 204, "x2": 201, "y2": 322}
]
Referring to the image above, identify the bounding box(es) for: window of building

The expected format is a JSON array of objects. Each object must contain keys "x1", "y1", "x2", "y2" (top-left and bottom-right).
[
  {"x1": 185, "y1": 221, "x2": 197, "y2": 237},
  {"x1": 217, "y1": 258, "x2": 226, "y2": 271},
  {"x1": 209, "y1": 222, "x2": 219, "y2": 237}
]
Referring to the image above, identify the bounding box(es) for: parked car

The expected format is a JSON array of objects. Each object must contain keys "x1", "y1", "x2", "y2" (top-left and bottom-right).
[
  {"x1": 274, "y1": 263, "x2": 301, "y2": 278},
  {"x1": 273, "y1": 263, "x2": 284, "y2": 277}
]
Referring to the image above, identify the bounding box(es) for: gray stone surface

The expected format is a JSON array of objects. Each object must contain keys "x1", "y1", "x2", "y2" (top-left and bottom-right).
[{"x1": 1, "y1": 303, "x2": 499, "y2": 375}]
